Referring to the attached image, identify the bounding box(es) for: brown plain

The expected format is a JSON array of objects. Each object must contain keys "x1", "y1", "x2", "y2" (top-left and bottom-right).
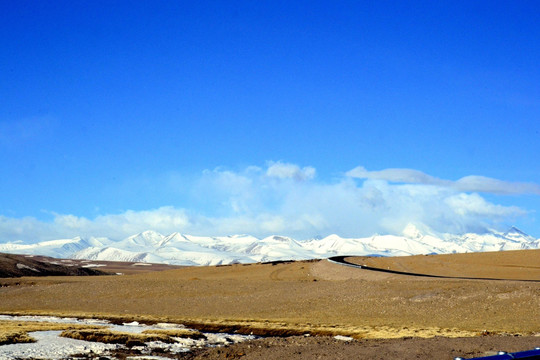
[
  {"x1": 349, "y1": 249, "x2": 540, "y2": 280},
  {"x1": 0, "y1": 249, "x2": 539, "y2": 340}
]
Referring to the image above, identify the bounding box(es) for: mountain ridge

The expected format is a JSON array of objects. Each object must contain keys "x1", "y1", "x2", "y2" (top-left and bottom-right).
[{"x1": 0, "y1": 225, "x2": 538, "y2": 266}]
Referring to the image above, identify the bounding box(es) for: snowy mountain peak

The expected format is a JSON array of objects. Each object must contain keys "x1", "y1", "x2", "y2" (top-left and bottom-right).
[
  {"x1": 0, "y1": 228, "x2": 538, "y2": 267},
  {"x1": 265, "y1": 235, "x2": 295, "y2": 243},
  {"x1": 139, "y1": 230, "x2": 163, "y2": 238},
  {"x1": 504, "y1": 226, "x2": 532, "y2": 238},
  {"x1": 163, "y1": 232, "x2": 189, "y2": 243},
  {"x1": 125, "y1": 231, "x2": 165, "y2": 247},
  {"x1": 402, "y1": 224, "x2": 423, "y2": 239}
]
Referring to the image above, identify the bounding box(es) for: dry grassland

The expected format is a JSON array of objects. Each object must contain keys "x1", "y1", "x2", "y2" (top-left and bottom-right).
[
  {"x1": 349, "y1": 249, "x2": 540, "y2": 280},
  {"x1": 0, "y1": 250, "x2": 539, "y2": 340},
  {"x1": 0, "y1": 320, "x2": 103, "y2": 345}
]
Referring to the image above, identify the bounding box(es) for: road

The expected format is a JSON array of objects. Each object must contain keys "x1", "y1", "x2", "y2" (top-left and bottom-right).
[{"x1": 327, "y1": 256, "x2": 540, "y2": 282}]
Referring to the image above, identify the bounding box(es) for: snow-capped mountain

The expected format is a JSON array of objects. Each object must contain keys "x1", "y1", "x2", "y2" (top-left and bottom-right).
[
  {"x1": 0, "y1": 236, "x2": 111, "y2": 259},
  {"x1": 0, "y1": 225, "x2": 538, "y2": 266}
]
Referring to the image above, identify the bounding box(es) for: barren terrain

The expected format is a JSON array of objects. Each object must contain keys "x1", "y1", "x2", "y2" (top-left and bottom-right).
[
  {"x1": 0, "y1": 253, "x2": 110, "y2": 278},
  {"x1": 348, "y1": 250, "x2": 540, "y2": 280},
  {"x1": 0, "y1": 253, "x2": 184, "y2": 278},
  {"x1": 1, "y1": 250, "x2": 539, "y2": 358}
]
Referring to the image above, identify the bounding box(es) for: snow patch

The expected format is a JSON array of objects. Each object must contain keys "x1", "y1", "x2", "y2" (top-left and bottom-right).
[
  {"x1": 16, "y1": 263, "x2": 40, "y2": 272},
  {"x1": 81, "y1": 263, "x2": 106, "y2": 268},
  {"x1": 334, "y1": 335, "x2": 354, "y2": 341}
]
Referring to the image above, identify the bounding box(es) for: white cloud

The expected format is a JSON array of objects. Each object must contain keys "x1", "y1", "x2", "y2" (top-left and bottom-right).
[
  {"x1": 0, "y1": 163, "x2": 534, "y2": 243},
  {"x1": 346, "y1": 166, "x2": 442, "y2": 185},
  {"x1": 454, "y1": 176, "x2": 540, "y2": 195},
  {"x1": 266, "y1": 161, "x2": 316, "y2": 181},
  {"x1": 55, "y1": 207, "x2": 191, "y2": 239},
  {"x1": 444, "y1": 193, "x2": 525, "y2": 217},
  {"x1": 347, "y1": 166, "x2": 540, "y2": 195},
  {"x1": 0, "y1": 208, "x2": 191, "y2": 243}
]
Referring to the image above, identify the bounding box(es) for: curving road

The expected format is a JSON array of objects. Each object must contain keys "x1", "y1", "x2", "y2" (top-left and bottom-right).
[{"x1": 327, "y1": 256, "x2": 540, "y2": 282}]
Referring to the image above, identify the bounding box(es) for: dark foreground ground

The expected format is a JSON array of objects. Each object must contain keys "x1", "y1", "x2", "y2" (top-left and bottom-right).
[{"x1": 103, "y1": 334, "x2": 540, "y2": 360}]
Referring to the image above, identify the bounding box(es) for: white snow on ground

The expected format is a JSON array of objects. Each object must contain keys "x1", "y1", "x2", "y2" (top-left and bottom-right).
[
  {"x1": 15, "y1": 264, "x2": 39, "y2": 272},
  {"x1": 81, "y1": 263, "x2": 107, "y2": 268},
  {"x1": 334, "y1": 335, "x2": 354, "y2": 341},
  {"x1": 140, "y1": 341, "x2": 191, "y2": 354},
  {"x1": 0, "y1": 315, "x2": 257, "y2": 359}
]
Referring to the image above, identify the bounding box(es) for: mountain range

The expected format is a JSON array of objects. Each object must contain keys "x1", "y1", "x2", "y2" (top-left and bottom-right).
[{"x1": 0, "y1": 224, "x2": 538, "y2": 266}]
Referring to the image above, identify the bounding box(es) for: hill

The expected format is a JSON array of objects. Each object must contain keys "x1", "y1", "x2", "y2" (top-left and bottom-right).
[{"x1": 0, "y1": 253, "x2": 109, "y2": 278}]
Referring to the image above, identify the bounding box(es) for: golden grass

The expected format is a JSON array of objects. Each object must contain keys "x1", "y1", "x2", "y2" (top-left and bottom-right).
[
  {"x1": 0, "y1": 320, "x2": 104, "y2": 345},
  {"x1": 0, "y1": 332, "x2": 34, "y2": 346}
]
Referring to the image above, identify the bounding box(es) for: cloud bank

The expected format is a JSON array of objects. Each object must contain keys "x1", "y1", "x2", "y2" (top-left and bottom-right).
[
  {"x1": 347, "y1": 166, "x2": 540, "y2": 195},
  {"x1": 0, "y1": 163, "x2": 535, "y2": 243}
]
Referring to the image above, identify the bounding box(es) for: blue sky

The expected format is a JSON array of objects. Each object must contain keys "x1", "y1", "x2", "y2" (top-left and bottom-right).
[{"x1": 1, "y1": 1, "x2": 539, "y2": 241}]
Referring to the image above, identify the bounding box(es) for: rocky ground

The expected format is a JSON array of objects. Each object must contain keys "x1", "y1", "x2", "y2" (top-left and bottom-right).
[{"x1": 102, "y1": 334, "x2": 540, "y2": 360}]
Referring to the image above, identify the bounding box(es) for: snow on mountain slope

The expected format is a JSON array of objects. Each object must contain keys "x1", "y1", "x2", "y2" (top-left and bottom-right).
[
  {"x1": 244, "y1": 235, "x2": 315, "y2": 262},
  {"x1": 443, "y1": 227, "x2": 537, "y2": 252},
  {"x1": 0, "y1": 237, "x2": 111, "y2": 258},
  {"x1": 0, "y1": 225, "x2": 538, "y2": 266},
  {"x1": 302, "y1": 234, "x2": 380, "y2": 256},
  {"x1": 184, "y1": 234, "x2": 260, "y2": 254},
  {"x1": 120, "y1": 230, "x2": 167, "y2": 249},
  {"x1": 72, "y1": 246, "x2": 161, "y2": 263}
]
